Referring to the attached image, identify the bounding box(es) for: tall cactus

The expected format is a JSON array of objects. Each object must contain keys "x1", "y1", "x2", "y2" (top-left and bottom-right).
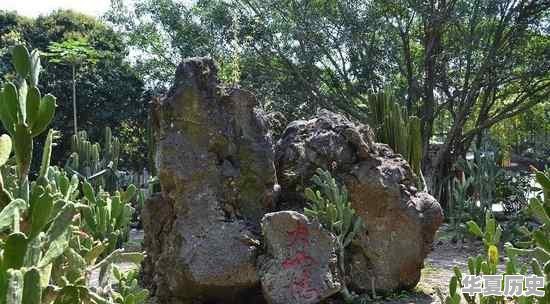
[
  {"x1": 367, "y1": 92, "x2": 424, "y2": 187},
  {"x1": 66, "y1": 126, "x2": 121, "y2": 191}
]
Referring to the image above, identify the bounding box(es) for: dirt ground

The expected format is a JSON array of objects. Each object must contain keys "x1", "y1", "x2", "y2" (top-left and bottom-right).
[{"x1": 102, "y1": 225, "x2": 483, "y2": 304}]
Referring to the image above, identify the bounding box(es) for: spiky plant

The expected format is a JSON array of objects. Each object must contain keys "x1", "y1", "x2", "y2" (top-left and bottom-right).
[
  {"x1": 366, "y1": 92, "x2": 424, "y2": 188},
  {"x1": 438, "y1": 170, "x2": 550, "y2": 304},
  {"x1": 304, "y1": 168, "x2": 364, "y2": 303},
  {"x1": 0, "y1": 45, "x2": 143, "y2": 304}
]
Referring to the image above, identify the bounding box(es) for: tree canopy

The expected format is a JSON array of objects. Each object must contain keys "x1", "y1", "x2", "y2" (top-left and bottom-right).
[
  {"x1": 0, "y1": 10, "x2": 147, "y2": 170},
  {"x1": 106, "y1": 0, "x2": 549, "y2": 204}
]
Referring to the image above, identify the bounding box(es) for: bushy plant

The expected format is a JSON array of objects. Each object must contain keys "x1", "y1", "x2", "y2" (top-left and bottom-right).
[
  {"x1": 448, "y1": 176, "x2": 475, "y2": 242},
  {"x1": 0, "y1": 45, "x2": 143, "y2": 304},
  {"x1": 454, "y1": 149, "x2": 503, "y2": 227},
  {"x1": 110, "y1": 265, "x2": 149, "y2": 304},
  {"x1": 81, "y1": 181, "x2": 136, "y2": 256},
  {"x1": 304, "y1": 168, "x2": 365, "y2": 303},
  {"x1": 438, "y1": 169, "x2": 550, "y2": 304}
]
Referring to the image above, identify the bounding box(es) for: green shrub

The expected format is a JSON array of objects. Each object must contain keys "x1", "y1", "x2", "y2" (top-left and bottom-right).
[
  {"x1": 0, "y1": 45, "x2": 144, "y2": 304},
  {"x1": 304, "y1": 168, "x2": 365, "y2": 303},
  {"x1": 438, "y1": 169, "x2": 550, "y2": 304}
]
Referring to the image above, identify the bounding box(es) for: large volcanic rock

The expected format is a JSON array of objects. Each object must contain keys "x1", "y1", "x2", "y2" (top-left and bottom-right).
[
  {"x1": 259, "y1": 211, "x2": 342, "y2": 304},
  {"x1": 142, "y1": 57, "x2": 277, "y2": 303},
  {"x1": 274, "y1": 110, "x2": 443, "y2": 292}
]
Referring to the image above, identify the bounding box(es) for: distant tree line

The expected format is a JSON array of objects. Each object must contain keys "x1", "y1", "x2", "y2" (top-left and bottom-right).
[{"x1": 0, "y1": 10, "x2": 150, "y2": 171}]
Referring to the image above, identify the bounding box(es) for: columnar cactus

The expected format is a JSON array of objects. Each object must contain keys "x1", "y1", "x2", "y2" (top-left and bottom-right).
[
  {"x1": 367, "y1": 92, "x2": 424, "y2": 185},
  {"x1": 66, "y1": 126, "x2": 121, "y2": 191}
]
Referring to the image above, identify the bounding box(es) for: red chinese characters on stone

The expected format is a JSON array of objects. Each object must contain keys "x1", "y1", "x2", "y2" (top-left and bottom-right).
[
  {"x1": 290, "y1": 269, "x2": 320, "y2": 301},
  {"x1": 287, "y1": 222, "x2": 310, "y2": 247},
  {"x1": 282, "y1": 222, "x2": 320, "y2": 301},
  {"x1": 282, "y1": 251, "x2": 316, "y2": 269}
]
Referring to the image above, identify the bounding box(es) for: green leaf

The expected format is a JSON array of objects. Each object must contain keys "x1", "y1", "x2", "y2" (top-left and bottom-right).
[
  {"x1": 82, "y1": 180, "x2": 96, "y2": 204},
  {"x1": 528, "y1": 199, "x2": 550, "y2": 226},
  {"x1": 533, "y1": 230, "x2": 550, "y2": 252},
  {"x1": 22, "y1": 268, "x2": 41, "y2": 304},
  {"x1": 531, "y1": 258, "x2": 543, "y2": 276},
  {"x1": 29, "y1": 50, "x2": 41, "y2": 87},
  {"x1": 449, "y1": 276, "x2": 458, "y2": 297},
  {"x1": 13, "y1": 123, "x2": 32, "y2": 176},
  {"x1": 0, "y1": 90, "x2": 16, "y2": 135},
  {"x1": 4, "y1": 232, "x2": 28, "y2": 269},
  {"x1": 535, "y1": 171, "x2": 550, "y2": 191},
  {"x1": 39, "y1": 130, "x2": 55, "y2": 179},
  {"x1": 17, "y1": 79, "x2": 27, "y2": 123},
  {"x1": 38, "y1": 229, "x2": 70, "y2": 268},
  {"x1": 64, "y1": 248, "x2": 87, "y2": 282},
  {"x1": 30, "y1": 94, "x2": 56, "y2": 137},
  {"x1": 0, "y1": 199, "x2": 26, "y2": 232},
  {"x1": 84, "y1": 242, "x2": 106, "y2": 265},
  {"x1": 121, "y1": 184, "x2": 137, "y2": 203},
  {"x1": 466, "y1": 221, "x2": 483, "y2": 238},
  {"x1": 30, "y1": 191, "x2": 54, "y2": 238},
  {"x1": 45, "y1": 202, "x2": 76, "y2": 244},
  {"x1": 467, "y1": 257, "x2": 475, "y2": 275},
  {"x1": 3, "y1": 82, "x2": 19, "y2": 124},
  {"x1": 12, "y1": 45, "x2": 31, "y2": 78},
  {"x1": 26, "y1": 86, "x2": 41, "y2": 126},
  {"x1": 0, "y1": 134, "x2": 12, "y2": 166}
]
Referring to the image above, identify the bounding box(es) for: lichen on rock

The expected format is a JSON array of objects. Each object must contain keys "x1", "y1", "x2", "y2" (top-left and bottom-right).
[
  {"x1": 142, "y1": 57, "x2": 442, "y2": 303},
  {"x1": 274, "y1": 110, "x2": 444, "y2": 292},
  {"x1": 142, "y1": 57, "x2": 277, "y2": 303}
]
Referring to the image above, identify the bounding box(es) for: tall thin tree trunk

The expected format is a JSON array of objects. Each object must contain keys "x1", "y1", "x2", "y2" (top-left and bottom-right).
[{"x1": 72, "y1": 64, "x2": 77, "y2": 134}]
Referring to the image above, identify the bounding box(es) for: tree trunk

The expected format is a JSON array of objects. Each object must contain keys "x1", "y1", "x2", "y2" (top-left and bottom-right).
[
  {"x1": 72, "y1": 64, "x2": 78, "y2": 134},
  {"x1": 420, "y1": 5, "x2": 442, "y2": 173}
]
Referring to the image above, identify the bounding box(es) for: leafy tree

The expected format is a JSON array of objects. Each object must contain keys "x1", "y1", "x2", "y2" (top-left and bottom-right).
[
  {"x1": 47, "y1": 36, "x2": 101, "y2": 134},
  {"x1": 107, "y1": 0, "x2": 550, "y2": 206},
  {"x1": 381, "y1": 0, "x2": 550, "y2": 204},
  {"x1": 0, "y1": 10, "x2": 147, "y2": 171}
]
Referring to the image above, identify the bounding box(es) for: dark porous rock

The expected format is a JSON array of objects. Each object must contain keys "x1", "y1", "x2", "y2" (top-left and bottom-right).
[
  {"x1": 259, "y1": 211, "x2": 342, "y2": 304},
  {"x1": 142, "y1": 57, "x2": 277, "y2": 303},
  {"x1": 274, "y1": 110, "x2": 443, "y2": 292}
]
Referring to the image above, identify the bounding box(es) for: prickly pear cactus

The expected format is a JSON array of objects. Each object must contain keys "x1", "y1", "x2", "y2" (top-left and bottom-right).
[
  {"x1": 0, "y1": 45, "x2": 144, "y2": 304},
  {"x1": 0, "y1": 45, "x2": 56, "y2": 179}
]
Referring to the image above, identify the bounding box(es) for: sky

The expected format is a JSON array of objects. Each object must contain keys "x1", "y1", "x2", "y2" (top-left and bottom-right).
[{"x1": 1, "y1": 0, "x2": 111, "y2": 17}]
